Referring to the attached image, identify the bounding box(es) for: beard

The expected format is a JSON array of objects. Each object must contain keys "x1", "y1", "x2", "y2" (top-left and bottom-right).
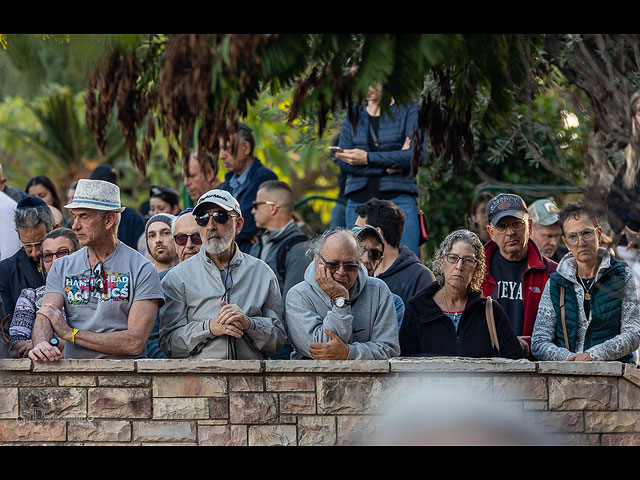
[
  {"x1": 204, "y1": 231, "x2": 234, "y2": 256},
  {"x1": 152, "y1": 246, "x2": 177, "y2": 264}
]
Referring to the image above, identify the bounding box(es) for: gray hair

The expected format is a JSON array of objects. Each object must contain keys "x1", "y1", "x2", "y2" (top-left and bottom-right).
[
  {"x1": 14, "y1": 204, "x2": 54, "y2": 233},
  {"x1": 96, "y1": 210, "x2": 122, "y2": 233},
  {"x1": 306, "y1": 227, "x2": 363, "y2": 261},
  {"x1": 431, "y1": 229, "x2": 486, "y2": 292}
]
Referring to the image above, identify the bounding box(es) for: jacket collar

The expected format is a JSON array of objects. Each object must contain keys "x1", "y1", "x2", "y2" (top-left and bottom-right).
[
  {"x1": 224, "y1": 157, "x2": 258, "y2": 187},
  {"x1": 418, "y1": 281, "x2": 484, "y2": 323},
  {"x1": 556, "y1": 247, "x2": 614, "y2": 283},
  {"x1": 198, "y1": 241, "x2": 243, "y2": 269},
  {"x1": 263, "y1": 219, "x2": 298, "y2": 245}
]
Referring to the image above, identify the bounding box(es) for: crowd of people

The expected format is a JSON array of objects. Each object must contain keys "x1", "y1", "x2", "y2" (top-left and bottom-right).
[{"x1": 1, "y1": 103, "x2": 640, "y2": 366}]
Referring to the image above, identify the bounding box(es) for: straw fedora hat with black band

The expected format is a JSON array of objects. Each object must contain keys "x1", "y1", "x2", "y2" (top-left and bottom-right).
[{"x1": 64, "y1": 179, "x2": 126, "y2": 212}]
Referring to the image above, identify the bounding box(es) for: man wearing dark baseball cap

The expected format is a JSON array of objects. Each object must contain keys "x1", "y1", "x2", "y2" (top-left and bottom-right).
[{"x1": 481, "y1": 193, "x2": 557, "y2": 358}]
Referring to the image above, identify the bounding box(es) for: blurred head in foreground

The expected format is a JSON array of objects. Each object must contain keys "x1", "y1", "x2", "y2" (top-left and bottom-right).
[{"x1": 369, "y1": 384, "x2": 557, "y2": 446}]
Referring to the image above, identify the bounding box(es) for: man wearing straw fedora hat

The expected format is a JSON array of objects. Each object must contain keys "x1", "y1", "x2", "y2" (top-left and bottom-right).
[{"x1": 28, "y1": 179, "x2": 165, "y2": 361}]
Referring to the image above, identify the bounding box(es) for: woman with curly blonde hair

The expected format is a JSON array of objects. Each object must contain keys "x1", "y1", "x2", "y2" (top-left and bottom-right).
[{"x1": 399, "y1": 229, "x2": 525, "y2": 359}]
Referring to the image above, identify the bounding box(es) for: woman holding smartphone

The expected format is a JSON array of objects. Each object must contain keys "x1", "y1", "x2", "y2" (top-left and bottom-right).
[{"x1": 334, "y1": 84, "x2": 428, "y2": 256}]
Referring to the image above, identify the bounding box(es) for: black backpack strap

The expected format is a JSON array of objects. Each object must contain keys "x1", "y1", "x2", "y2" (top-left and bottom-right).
[{"x1": 276, "y1": 235, "x2": 308, "y2": 281}]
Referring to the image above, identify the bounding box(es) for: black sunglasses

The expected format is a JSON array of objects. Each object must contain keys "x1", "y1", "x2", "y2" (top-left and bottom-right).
[
  {"x1": 318, "y1": 254, "x2": 360, "y2": 274},
  {"x1": 173, "y1": 232, "x2": 203, "y2": 246},
  {"x1": 364, "y1": 247, "x2": 383, "y2": 262},
  {"x1": 195, "y1": 210, "x2": 236, "y2": 227}
]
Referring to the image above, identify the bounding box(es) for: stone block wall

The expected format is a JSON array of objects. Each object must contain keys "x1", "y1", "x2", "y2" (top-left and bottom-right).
[{"x1": 1, "y1": 357, "x2": 639, "y2": 445}]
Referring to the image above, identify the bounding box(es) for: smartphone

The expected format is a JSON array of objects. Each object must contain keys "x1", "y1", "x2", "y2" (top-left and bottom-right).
[{"x1": 330, "y1": 146, "x2": 343, "y2": 153}]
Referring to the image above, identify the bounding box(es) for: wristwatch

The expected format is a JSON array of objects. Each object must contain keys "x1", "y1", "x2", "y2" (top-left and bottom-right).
[{"x1": 333, "y1": 296, "x2": 351, "y2": 308}]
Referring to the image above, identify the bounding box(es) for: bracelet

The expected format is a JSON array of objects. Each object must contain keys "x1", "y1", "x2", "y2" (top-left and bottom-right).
[{"x1": 71, "y1": 328, "x2": 79, "y2": 344}]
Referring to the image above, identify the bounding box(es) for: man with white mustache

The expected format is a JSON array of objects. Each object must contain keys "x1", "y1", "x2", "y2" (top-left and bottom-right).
[{"x1": 159, "y1": 189, "x2": 286, "y2": 359}]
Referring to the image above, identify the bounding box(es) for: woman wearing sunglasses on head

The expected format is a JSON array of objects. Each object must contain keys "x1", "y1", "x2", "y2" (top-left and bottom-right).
[
  {"x1": 8, "y1": 228, "x2": 80, "y2": 357},
  {"x1": 399, "y1": 229, "x2": 525, "y2": 359}
]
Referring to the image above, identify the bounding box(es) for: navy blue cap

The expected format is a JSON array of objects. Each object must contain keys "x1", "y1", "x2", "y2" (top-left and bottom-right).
[
  {"x1": 16, "y1": 196, "x2": 47, "y2": 209},
  {"x1": 486, "y1": 193, "x2": 528, "y2": 226}
]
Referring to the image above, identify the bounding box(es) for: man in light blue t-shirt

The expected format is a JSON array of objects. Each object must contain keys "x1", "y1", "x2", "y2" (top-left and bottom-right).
[{"x1": 28, "y1": 179, "x2": 164, "y2": 361}]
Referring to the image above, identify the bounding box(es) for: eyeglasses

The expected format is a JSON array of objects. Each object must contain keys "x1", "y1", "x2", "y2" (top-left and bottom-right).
[
  {"x1": 252, "y1": 201, "x2": 278, "y2": 209},
  {"x1": 173, "y1": 232, "x2": 203, "y2": 246},
  {"x1": 445, "y1": 254, "x2": 477, "y2": 268},
  {"x1": 564, "y1": 228, "x2": 597, "y2": 246},
  {"x1": 364, "y1": 247, "x2": 383, "y2": 262},
  {"x1": 194, "y1": 210, "x2": 237, "y2": 227},
  {"x1": 318, "y1": 254, "x2": 360, "y2": 274},
  {"x1": 492, "y1": 219, "x2": 526, "y2": 233},
  {"x1": 40, "y1": 248, "x2": 72, "y2": 262}
]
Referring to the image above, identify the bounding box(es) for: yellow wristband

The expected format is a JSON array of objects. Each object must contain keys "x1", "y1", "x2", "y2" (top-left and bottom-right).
[{"x1": 71, "y1": 328, "x2": 79, "y2": 344}]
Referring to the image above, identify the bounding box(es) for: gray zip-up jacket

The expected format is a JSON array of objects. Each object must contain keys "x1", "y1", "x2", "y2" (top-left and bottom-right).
[
  {"x1": 285, "y1": 261, "x2": 400, "y2": 360},
  {"x1": 159, "y1": 244, "x2": 286, "y2": 359}
]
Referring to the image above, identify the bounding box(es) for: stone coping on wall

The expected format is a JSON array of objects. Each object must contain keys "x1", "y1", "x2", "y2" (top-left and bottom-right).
[
  {"x1": 1, "y1": 357, "x2": 638, "y2": 381},
  {"x1": 1, "y1": 357, "x2": 639, "y2": 446}
]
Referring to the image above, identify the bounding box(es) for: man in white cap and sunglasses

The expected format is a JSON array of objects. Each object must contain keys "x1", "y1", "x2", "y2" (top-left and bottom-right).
[
  {"x1": 28, "y1": 178, "x2": 165, "y2": 361},
  {"x1": 159, "y1": 189, "x2": 286, "y2": 359}
]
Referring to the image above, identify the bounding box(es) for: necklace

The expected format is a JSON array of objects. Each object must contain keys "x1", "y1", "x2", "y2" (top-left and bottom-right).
[
  {"x1": 442, "y1": 288, "x2": 467, "y2": 321},
  {"x1": 577, "y1": 276, "x2": 595, "y2": 301}
]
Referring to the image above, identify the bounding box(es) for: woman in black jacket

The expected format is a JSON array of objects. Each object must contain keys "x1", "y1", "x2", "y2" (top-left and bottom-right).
[{"x1": 399, "y1": 229, "x2": 525, "y2": 359}]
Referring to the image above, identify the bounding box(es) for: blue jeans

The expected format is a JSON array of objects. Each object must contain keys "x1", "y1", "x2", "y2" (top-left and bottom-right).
[
  {"x1": 345, "y1": 194, "x2": 420, "y2": 256},
  {"x1": 330, "y1": 200, "x2": 347, "y2": 229}
]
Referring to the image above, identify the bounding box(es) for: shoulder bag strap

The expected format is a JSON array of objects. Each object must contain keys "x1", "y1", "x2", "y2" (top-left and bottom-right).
[
  {"x1": 560, "y1": 285, "x2": 570, "y2": 350},
  {"x1": 485, "y1": 297, "x2": 500, "y2": 355}
]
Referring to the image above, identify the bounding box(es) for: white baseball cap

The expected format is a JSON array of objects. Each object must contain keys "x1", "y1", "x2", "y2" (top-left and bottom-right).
[{"x1": 193, "y1": 189, "x2": 242, "y2": 217}]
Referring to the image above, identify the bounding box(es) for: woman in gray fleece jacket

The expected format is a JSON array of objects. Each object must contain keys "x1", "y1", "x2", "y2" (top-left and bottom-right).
[{"x1": 285, "y1": 229, "x2": 400, "y2": 360}]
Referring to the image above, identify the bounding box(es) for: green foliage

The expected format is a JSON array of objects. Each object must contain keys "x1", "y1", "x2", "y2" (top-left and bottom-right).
[
  {"x1": 0, "y1": 34, "x2": 608, "y2": 246},
  {"x1": 0, "y1": 34, "x2": 142, "y2": 100},
  {"x1": 233, "y1": 88, "x2": 343, "y2": 229},
  {"x1": 419, "y1": 76, "x2": 591, "y2": 261}
]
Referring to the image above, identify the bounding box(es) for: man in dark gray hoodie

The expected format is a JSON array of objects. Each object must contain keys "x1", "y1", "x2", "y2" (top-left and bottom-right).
[{"x1": 354, "y1": 198, "x2": 435, "y2": 307}]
